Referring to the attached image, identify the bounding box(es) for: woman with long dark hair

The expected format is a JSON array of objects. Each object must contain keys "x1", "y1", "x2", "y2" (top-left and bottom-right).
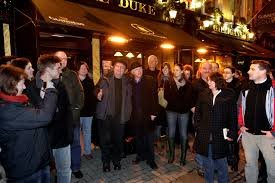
[{"x1": 164, "y1": 63, "x2": 195, "y2": 165}]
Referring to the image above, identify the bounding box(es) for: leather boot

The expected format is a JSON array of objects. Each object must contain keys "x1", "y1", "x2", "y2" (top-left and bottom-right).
[
  {"x1": 180, "y1": 138, "x2": 187, "y2": 166},
  {"x1": 168, "y1": 138, "x2": 175, "y2": 163}
]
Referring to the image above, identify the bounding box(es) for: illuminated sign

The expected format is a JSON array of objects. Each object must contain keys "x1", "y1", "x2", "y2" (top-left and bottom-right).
[{"x1": 118, "y1": 0, "x2": 156, "y2": 15}]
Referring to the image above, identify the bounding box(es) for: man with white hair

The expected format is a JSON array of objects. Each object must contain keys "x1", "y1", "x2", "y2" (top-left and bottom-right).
[{"x1": 144, "y1": 55, "x2": 160, "y2": 81}]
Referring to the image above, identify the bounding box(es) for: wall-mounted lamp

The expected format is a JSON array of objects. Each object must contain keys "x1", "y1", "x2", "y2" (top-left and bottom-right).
[
  {"x1": 126, "y1": 52, "x2": 135, "y2": 58},
  {"x1": 108, "y1": 36, "x2": 128, "y2": 44},
  {"x1": 160, "y1": 43, "x2": 175, "y2": 49},
  {"x1": 197, "y1": 48, "x2": 208, "y2": 54},
  {"x1": 137, "y1": 53, "x2": 142, "y2": 58},
  {"x1": 169, "y1": 9, "x2": 178, "y2": 19},
  {"x1": 114, "y1": 52, "x2": 123, "y2": 57}
]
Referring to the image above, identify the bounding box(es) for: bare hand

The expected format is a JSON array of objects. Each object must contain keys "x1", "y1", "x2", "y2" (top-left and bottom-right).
[
  {"x1": 97, "y1": 89, "x2": 103, "y2": 101},
  {"x1": 227, "y1": 137, "x2": 233, "y2": 141},
  {"x1": 240, "y1": 126, "x2": 249, "y2": 133},
  {"x1": 261, "y1": 130, "x2": 274, "y2": 138},
  {"x1": 191, "y1": 107, "x2": 195, "y2": 113},
  {"x1": 151, "y1": 115, "x2": 157, "y2": 121}
]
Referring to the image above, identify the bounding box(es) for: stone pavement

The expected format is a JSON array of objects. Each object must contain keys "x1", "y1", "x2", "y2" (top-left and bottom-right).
[{"x1": 72, "y1": 145, "x2": 245, "y2": 183}]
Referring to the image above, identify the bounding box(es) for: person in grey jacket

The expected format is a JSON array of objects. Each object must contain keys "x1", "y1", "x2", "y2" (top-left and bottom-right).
[{"x1": 96, "y1": 59, "x2": 132, "y2": 172}]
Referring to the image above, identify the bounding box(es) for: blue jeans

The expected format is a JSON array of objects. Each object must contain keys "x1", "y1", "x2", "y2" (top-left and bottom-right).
[
  {"x1": 201, "y1": 144, "x2": 229, "y2": 183},
  {"x1": 166, "y1": 111, "x2": 189, "y2": 140},
  {"x1": 71, "y1": 127, "x2": 81, "y2": 172},
  {"x1": 242, "y1": 132, "x2": 275, "y2": 183},
  {"x1": 80, "y1": 116, "x2": 93, "y2": 155},
  {"x1": 52, "y1": 145, "x2": 71, "y2": 183},
  {"x1": 16, "y1": 166, "x2": 50, "y2": 183}
]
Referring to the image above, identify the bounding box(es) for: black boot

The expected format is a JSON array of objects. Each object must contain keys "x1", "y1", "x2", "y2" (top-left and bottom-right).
[
  {"x1": 180, "y1": 138, "x2": 187, "y2": 166},
  {"x1": 168, "y1": 138, "x2": 175, "y2": 163}
]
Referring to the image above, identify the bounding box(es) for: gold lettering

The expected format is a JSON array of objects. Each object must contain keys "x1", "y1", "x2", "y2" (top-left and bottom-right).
[
  {"x1": 118, "y1": 0, "x2": 129, "y2": 8},
  {"x1": 148, "y1": 5, "x2": 156, "y2": 15},
  {"x1": 129, "y1": 0, "x2": 138, "y2": 11},
  {"x1": 138, "y1": 2, "x2": 146, "y2": 13}
]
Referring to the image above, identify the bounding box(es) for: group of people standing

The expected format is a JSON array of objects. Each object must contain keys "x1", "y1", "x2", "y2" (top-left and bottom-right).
[{"x1": 0, "y1": 51, "x2": 275, "y2": 183}]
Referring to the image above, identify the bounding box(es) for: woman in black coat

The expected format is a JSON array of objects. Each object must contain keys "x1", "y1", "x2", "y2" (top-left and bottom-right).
[
  {"x1": 0, "y1": 65, "x2": 57, "y2": 182},
  {"x1": 194, "y1": 72, "x2": 237, "y2": 183}
]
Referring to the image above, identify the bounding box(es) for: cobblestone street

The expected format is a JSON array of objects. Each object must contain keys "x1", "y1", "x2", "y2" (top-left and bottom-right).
[{"x1": 71, "y1": 145, "x2": 245, "y2": 183}]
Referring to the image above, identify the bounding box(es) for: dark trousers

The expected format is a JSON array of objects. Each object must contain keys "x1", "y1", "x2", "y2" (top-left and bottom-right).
[
  {"x1": 136, "y1": 132, "x2": 155, "y2": 162},
  {"x1": 71, "y1": 127, "x2": 81, "y2": 172},
  {"x1": 98, "y1": 118, "x2": 124, "y2": 164}
]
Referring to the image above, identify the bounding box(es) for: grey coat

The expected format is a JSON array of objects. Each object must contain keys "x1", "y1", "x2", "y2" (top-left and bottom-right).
[{"x1": 95, "y1": 75, "x2": 132, "y2": 124}]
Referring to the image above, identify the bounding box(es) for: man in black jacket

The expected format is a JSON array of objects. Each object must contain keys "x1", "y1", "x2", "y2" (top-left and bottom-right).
[
  {"x1": 27, "y1": 55, "x2": 73, "y2": 183},
  {"x1": 130, "y1": 61, "x2": 159, "y2": 170}
]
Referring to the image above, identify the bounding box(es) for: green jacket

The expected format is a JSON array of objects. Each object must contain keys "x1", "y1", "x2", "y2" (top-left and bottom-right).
[{"x1": 62, "y1": 68, "x2": 84, "y2": 126}]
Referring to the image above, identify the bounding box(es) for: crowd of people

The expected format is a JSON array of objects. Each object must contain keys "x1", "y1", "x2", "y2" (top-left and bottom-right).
[{"x1": 0, "y1": 52, "x2": 275, "y2": 183}]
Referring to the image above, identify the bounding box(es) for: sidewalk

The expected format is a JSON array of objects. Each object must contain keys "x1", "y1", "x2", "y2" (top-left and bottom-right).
[{"x1": 72, "y1": 143, "x2": 245, "y2": 183}]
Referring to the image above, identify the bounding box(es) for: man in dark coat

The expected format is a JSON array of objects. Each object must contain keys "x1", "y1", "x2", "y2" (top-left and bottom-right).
[
  {"x1": 27, "y1": 55, "x2": 73, "y2": 183},
  {"x1": 95, "y1": 59, "x2": 132, "y2": 172},
  {"x1": 130, "y1": 61, "x2": 159, "y2": 170}
]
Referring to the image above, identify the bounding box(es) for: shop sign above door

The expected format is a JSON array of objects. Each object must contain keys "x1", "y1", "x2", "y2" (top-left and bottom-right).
[{"x1": 69, "y1": 0, "x2": 156, "y2": 17}]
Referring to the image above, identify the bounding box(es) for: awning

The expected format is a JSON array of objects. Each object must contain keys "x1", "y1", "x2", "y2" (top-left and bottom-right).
[
  {"x1": 32, "y1": 0, "x2": 204, "y2": 48},
  {"x1": 198, "y1": 30, "x2": 275, "y2": 58}
]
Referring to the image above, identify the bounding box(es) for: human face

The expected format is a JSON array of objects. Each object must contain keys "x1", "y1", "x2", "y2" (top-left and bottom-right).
[
  {"x1": 173, "y1": 65, "x2": 183, "y2": 79},
  {"x1": 47, "y1": 63, "x2": 61, "y2": 80},
  {"x1": 78, "y1": 64, "x2": 88, "y2": 77},
  {"x1": 162, "y1": 65, "x2": 169, "y2": 76},
  {"x1": 248, "y1": 64, "x2": 266, "y2": 82},
  {"x1": 55, "y1": 51, "x2": 67, "y2": 69},
  {"x1": 200, "y1": 62, "x2": 212, "y2": 80},
  {"x1": 113, "y1": 62, "x2": 126, "y2": 79},
  {"x1": 24, "y1": 62, "x2": 34, "y2": 80},
  {"x1": 184, "y1": 70, "x2": 191, "y2": 80},
  {"x1": 212, "y1": 63, "x2": 219, "y2": 72},
  {"x1": 148, "y1": 56, "x2": 158, "y2": 70},
  {"x1": 207, "y1": 78, "x2": 216, "y2": 90},
  {"x1": 16, "y1": 79, "x2": 26, "y2": 96},
  {"x1": 223, "y1": 68, "x2": 234, "y2": 81},
  {"x1": 131, "y1": 67, "x2": 143, "y2": 80}
]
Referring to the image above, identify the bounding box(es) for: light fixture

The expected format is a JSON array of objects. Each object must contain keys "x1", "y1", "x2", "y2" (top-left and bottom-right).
[
  {"x1": 52, "y1": 34, "x2": 65, "y2": 38},
  {"x1": 197, "y1": 48, "x2": 208, "y2": 54},
  {"x1": 137, "y1": 53, "x2": 142, "y2": 58},
  {"x1": 160, "y1": 43, "x2": 175, "y2": 49},
  {"x1": 108, "y1": 36, "x2": 128, "y2": 44},
  {"x1": 126, "y1": 52, "x2": 134, "y2": 58},
  {"x1": 169, "y1": 9, "x2": 177, "y2": 19},
  {"x1": 114, "y1": 52, "x2": 123, "y2": 57},
  {"x1": 248, "y1": 32, "x2": 255, "y2": 39}
]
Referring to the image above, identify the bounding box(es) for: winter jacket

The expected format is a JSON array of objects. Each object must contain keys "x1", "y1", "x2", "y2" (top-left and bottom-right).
[
  {"x1": 0, "y1": 89, "x2": 57, "y2": 180},
  {"x1": 164, "y1": 79, "x2": 195, "y2": 113},
  {"x1": 27, "y1": 75, "x2": 73, "y2": 149},
  {"x1": 80, "y1": 77, "x2": 97, "y2": 117},
  {"x1": 238, "y1": 78, "x2": 275, "y2": 134},
  {"x1": 194, "y1": 88, "x2": 238, "y2": 159},
  {"x1": 61, "y1": 68, "x2": 84, "y2": 127},
  {"x1": 95, "y1": 74, "x2": 132, "y2": 124}
]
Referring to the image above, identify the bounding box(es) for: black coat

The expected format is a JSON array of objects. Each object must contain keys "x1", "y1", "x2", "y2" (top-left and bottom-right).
[
  {"x1": 80, "y1": 77, "x2": 97, "y2": 117},
  {"x1": 28, "y1": 78, "x2": 73, "y2": 149},
  {"x1": 164, "y1": 79, "x2": 195, "y2": 113},
  {"x1": 0, "y1": 89, "x2": 57, "y2": 180},
  {"x1": 130, "y1": 76, "x2": 158, "y2": 136},
  {"x1": 194, "y1": 88, "x2": 238, "y2": 159}
]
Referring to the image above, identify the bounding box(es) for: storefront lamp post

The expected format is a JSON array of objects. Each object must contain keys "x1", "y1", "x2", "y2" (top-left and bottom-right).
[{"x1": 169, "y1": 9, "x2": 177, "y2": 21}]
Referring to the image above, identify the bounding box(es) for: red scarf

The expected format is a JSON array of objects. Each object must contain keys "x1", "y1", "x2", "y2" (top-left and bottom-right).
[{"x1": 0, "y1": 92, "x2": 29, "y2": 103}]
